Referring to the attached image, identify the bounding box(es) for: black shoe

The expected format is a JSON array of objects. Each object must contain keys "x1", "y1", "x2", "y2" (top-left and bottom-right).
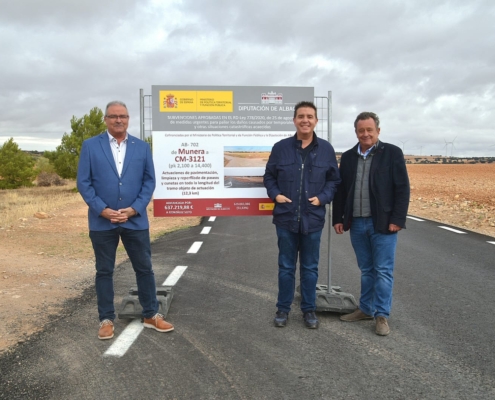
[
  {"x1": 274, "y1": 311, "x2": 288, "y2": 327},
  {"x1": 303, "y1": 311, "x2": 319, "y2": 329}
]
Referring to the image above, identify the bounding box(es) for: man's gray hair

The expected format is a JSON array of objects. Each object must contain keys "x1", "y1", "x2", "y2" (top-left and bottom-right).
[
  {"x1": 354, "y1": 112, "x2": 380, "y2": 130},
  {"x1": 105, "y1": 101, "x2": 128, "y2": 116}
]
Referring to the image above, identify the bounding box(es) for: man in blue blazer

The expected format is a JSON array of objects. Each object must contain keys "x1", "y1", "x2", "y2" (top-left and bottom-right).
[{"x1": 77, "y1": 100, "x2": 174, "y2": 340}]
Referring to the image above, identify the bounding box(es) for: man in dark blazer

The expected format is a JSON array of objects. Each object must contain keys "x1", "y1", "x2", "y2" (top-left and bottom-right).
[
  {"x1": 77, "y1": 100, "x2": 173, "y2": 340},
  {"x1": 332, "y1": 112, "x2": 410, "y2": 336}
]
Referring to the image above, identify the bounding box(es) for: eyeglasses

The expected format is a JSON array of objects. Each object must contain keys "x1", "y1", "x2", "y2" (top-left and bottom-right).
[{"x1": 105, "y1": 115, "x2": 129, "y2": 120}]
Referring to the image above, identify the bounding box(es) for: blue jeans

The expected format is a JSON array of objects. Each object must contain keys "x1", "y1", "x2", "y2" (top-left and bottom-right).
[
  {"x1": 350, "y1": 217, "x2": 398, "y2": 318},
  {"x1": 89, "y1": 227, "x2": 158, "y2": 321},
  {"x1": 276, "y1": 226, "x2": 322, "y2": 313}
]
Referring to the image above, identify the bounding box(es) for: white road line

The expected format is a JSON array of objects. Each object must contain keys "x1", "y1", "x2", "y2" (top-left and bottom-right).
[
  {"x1": 103, "y1": 319, "x2": 143, "y2": 358},
  {"x1": 104, "y1": 265, "x2": 189, "y2": 357},
  {"x1": 438, "y1": 226, "x2": 467, "y2": 234},
  {"x1": 104, "y1": 216, "x2": 209, "y2": 357},
  {"x1": 488, "y1": 241, "x2": 495, "y2": 245},
  {"x1": 187, "y1": 241, "x2": 203, "y2": 253},
  {"x1": 407, "y1": 216, "x2": 424, "y2": 221},
  {"x1": 208, "y1": 216, "x2": 216, "y2": 221},
  {"x1": 162, "y1": 266, "x2": 188, "y2": 286}
]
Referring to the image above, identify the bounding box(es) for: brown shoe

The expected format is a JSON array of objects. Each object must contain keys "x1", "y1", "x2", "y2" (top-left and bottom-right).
[
  {"x1": 340, "y1": 309, "x2": 373, "y2": 322},
  {"x1": 98, "y1": 319, "x2": 114, "y2": 340},
  {"x1": 375, "y1": 316, "x2": 390, "y2": 336},
  {"x1": 143, "y1": 313, "x2": 174, "y2": 332}
]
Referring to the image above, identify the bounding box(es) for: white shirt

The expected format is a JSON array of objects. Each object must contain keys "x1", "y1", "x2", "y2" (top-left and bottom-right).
[{"x1": 107, "y1": 131, "x2": 128, "y2": 177}]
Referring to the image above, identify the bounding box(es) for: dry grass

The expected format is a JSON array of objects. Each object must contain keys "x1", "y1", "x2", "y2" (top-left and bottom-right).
[
  {"x1": 0, "y1": 181, "x2": 81, "y2": 228},
  {"x1": 0, "y1": 183, "x2": 201, "y2": 353}
]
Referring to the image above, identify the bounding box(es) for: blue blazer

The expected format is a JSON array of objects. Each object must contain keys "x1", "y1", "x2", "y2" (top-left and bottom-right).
[{"x1": 77, "y1": 132, "x2": 155, "y2": 231}]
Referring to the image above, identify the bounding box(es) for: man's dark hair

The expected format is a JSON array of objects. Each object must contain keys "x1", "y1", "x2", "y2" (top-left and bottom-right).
[
  {"x1": 354, "y1": 112, "x2": 379, "y2": 130},
  {"x1": 294, "y1": 101, "x2": 317, "y2": 119}
]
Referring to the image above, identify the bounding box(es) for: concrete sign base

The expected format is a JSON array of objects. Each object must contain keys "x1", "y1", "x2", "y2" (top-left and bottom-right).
[
  {"x1": 315, "y1": 284, "x2": 358, "y2": 314},
  {"x1": 118, "y1": 287, "x2": 174, "y2": 319}
]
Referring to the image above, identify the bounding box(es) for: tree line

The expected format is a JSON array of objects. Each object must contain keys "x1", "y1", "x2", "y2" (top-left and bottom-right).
[{"x1": 0, "y1": 107, "x2": 151, "y2": 189}]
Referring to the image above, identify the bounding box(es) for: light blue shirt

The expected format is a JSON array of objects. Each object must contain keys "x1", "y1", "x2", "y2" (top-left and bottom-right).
[{"x1": 358, "y1": 141, "x2": 379, "y2": 159}]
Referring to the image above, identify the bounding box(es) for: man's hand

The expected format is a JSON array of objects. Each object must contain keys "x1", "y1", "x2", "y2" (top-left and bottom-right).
[
  {"x1": 118, "y1": 207, "x2": 137, "y2": 219},
  {"x1": 100, "y1": 207, "x2": 136, "y2": 224},
  {"x1": 333, "y1": 223, "x2": 344, "y2": 234},
  {"x1": 275, "y1": 194, "x2": 292, "y2": 203},
  {"x1": 100, "y1": 208, "x2": 128, "y2": 224},
  {"x1": 308, "y1": 196, "x2": 320, "y2": 206},
  {"x1": 388, "y1": 223, "x2": 402, "y2": 232}
]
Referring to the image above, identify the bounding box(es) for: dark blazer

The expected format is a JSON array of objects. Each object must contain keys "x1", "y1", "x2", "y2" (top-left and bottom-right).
[
  {"x1": 264, "y1": 133, "x2": 340, "y2": 234},
  {"x1": 77, "y1": 132, "x2": 155, "y2": 231},
  {"x1": 332, "y1": 141, "x2": 410, "y2": 234}
]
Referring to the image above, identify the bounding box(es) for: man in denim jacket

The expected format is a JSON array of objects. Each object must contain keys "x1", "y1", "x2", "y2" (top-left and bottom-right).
[{"x1": 263, "y1": 101, "x2": 340, "y2": 329}]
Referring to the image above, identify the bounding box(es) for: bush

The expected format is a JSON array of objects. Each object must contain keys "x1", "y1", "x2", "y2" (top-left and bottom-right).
[
  {"x1": 36, "y1": 172, "x2": 66, "y2": 187},
  {"x1": 45, "y1": 107, "x2": 106, "y2": 179},
  {"x1": 0, "y1": 138, "x2": 36, "y2": 189},
  {"x1": 34, "y1": 156, "x2": 55, "y2": 174}
]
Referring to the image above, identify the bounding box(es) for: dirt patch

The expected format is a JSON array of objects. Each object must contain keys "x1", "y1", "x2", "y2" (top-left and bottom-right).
[
  {"x1": 0, "y1": 199, "x2": 200, "y2": 354},
  {"x1": 1, "y1": 163, "x2": 494, "y2": 354},
  {"x1": 407, "y1": 164, "x2": 495, "y2": 237}
]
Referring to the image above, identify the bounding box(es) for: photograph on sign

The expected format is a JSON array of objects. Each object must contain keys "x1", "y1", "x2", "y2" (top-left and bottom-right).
[{"x1": 224, "y1": 146, "x2": 270, "y2": 189}]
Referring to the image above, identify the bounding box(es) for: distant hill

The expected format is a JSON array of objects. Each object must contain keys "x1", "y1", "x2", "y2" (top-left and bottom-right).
[
  {"x1": 334, "y1": 152, "x2": 495, "y2": 164},
  {"x1": 403, "y1": 155, "x2": 495, "y2": 164},
  {"x1": 22, "y1": 150, "x2": 44, "y2": 158}
]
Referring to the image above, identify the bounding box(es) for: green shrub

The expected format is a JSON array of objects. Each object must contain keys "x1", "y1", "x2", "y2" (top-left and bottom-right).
[{"x1": 0, "y1": 138, "x2": 36, "y2": 189}]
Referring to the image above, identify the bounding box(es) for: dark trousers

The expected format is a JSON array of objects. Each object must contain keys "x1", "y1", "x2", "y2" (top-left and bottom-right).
[
  {"x1": 89, "y1": 227, "x2": 158, "y2": 321},
  {"x1": 276, "y1": 226, "x2": 322, "y2": 313}
]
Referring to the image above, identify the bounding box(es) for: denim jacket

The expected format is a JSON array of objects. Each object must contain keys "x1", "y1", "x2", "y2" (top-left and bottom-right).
[{"x1": 263, "y1": 133, "x2": 340, "y2": 234}]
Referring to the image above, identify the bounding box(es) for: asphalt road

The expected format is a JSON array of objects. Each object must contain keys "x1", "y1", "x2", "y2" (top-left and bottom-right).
[{"x1": 1, "y1": 214, "x2": 494, "y2": 399}]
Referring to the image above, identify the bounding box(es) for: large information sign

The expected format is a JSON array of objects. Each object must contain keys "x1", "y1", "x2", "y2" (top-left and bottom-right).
[{"x1": 152, "y1": 85, "x2": 314, "y2": 216}]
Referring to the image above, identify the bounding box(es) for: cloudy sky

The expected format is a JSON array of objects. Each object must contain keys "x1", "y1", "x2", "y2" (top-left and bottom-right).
[{"x1": 1, "y1": 0, "x2": 494, "y2": 157}]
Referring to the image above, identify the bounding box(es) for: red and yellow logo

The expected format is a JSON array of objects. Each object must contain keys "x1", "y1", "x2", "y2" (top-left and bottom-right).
[{"x1": 259, "y1": 203, "x2": 275, "y2": 211}]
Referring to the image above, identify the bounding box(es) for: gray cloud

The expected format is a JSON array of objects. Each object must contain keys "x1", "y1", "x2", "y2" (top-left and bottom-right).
[{"x1": 0, "y1": 0, "x2": 494, "y2": 156}]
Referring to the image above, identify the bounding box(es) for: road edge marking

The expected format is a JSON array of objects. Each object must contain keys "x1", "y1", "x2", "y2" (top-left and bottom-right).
[{"x1": 438, "y1": 226, "x2": 467, "y2": 234}]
